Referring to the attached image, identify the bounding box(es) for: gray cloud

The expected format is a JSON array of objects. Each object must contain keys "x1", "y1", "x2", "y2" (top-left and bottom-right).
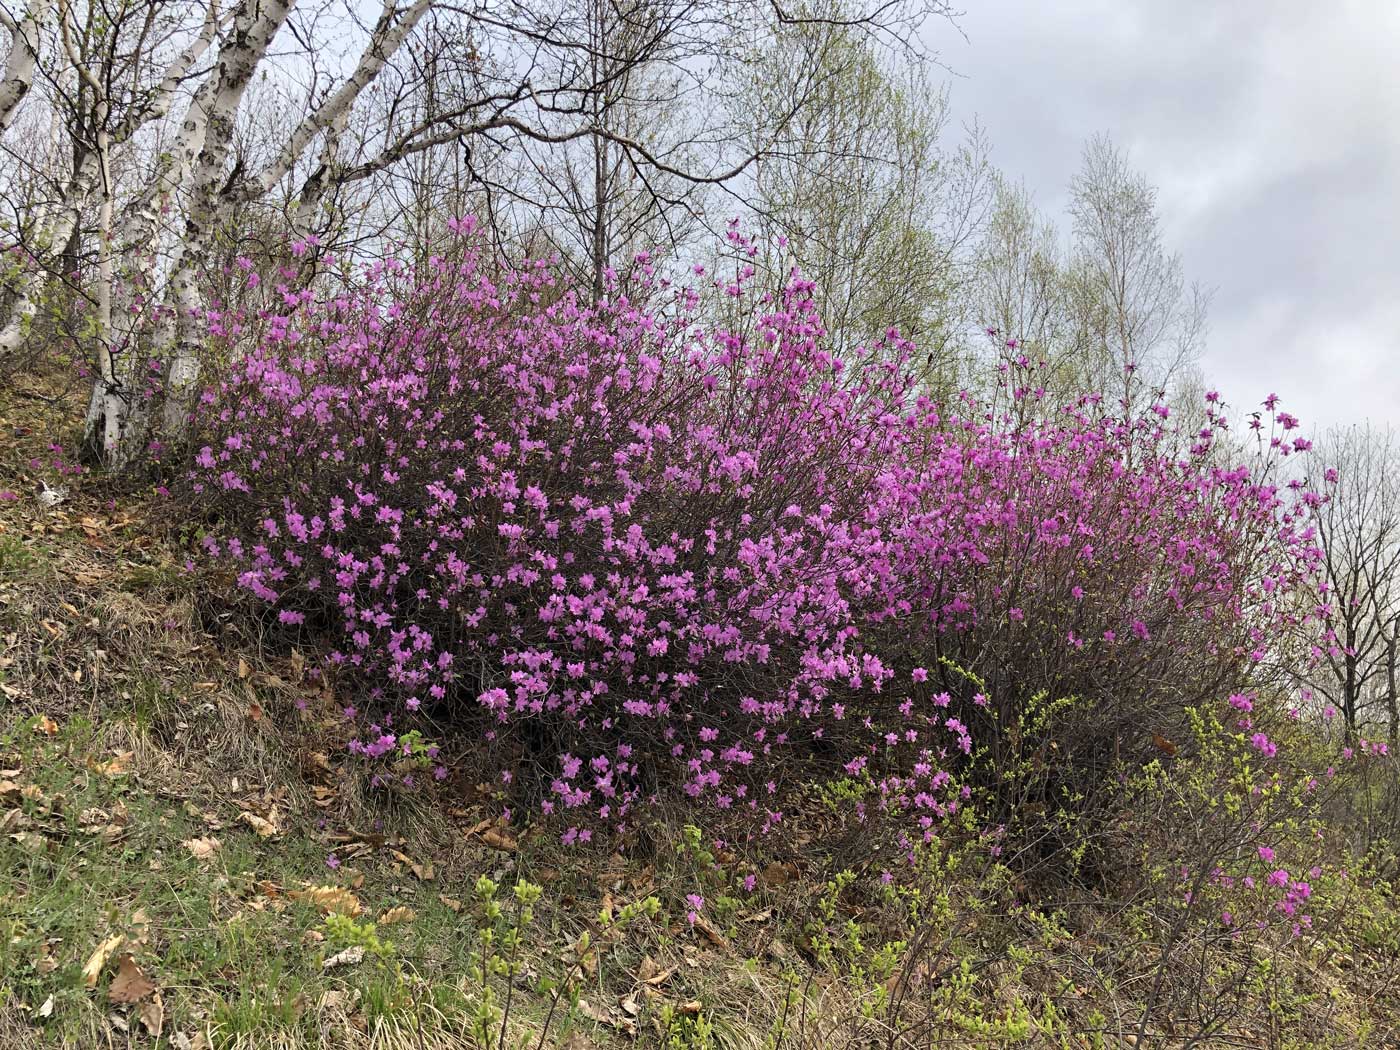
[{"x1": 935, "y1": 0, "x2": 1400, "y2": 431}]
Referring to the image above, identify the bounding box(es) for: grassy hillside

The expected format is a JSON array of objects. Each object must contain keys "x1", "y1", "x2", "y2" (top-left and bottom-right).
[{"x1": 2, "y1": 375, "x2": 1399, "y2": 1050}]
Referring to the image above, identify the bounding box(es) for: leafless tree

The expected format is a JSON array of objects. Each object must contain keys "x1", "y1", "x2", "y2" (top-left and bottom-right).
[
  {"x1": 1303, "y1": 425, "x2": 1400, "y2": 742},
  {"x1": 2, "y1": 0, "x2": 955, "y2": 462}
]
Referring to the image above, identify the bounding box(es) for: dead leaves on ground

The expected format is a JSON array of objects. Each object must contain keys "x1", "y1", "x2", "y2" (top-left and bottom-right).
[
  {"x1": 377, "y1": 905, "x2": 416, "y2": 926},
  {"x1": 636, "y1": 954, "x2": 676, "y2": 989},
  {"x1": 321, "y1": 945, "x2": 365, "y2": 970},
  {"x1": 183, "y1": 835, "x2": 222, "y2": 861},
  {"x1": 289, "y1": 884, "x2": 363, "y2": 917},
  {"x1": 238, "y1": 809, "x2": 280, "y2": 839},
  {"x1": 82, "y1": 935, "x2": 124, "y2": 989},
  {"x1": 87, "y1": 750, "x2": 134, "y2": 778},
  {"x1": 389, "y1": 848, "x2": 434, "y2": 881},
  {"x1": 74, "y1": 932, "x2": 165, "y2": 1039},
  {"x1": 466, "y1": 815, "x2": 517, "y2": 853},
  {"x1": 107, "y1": 954, "x2": 156, "y2": 1004}
]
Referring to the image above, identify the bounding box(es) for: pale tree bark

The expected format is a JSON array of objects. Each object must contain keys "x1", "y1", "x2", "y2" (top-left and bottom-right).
[
  {"x1": 53, "y1": 0, "x2": 127, "y2": 458},
  {"x1": 95, "y1": 4, "x2": 228, "y2": 458},
  {"x1": 0, "y1": 0, "x2": 48, "y2": 134},
  {"x1": 0, "y1": 1, "x2": 223, "y2": 377},
  {"x1": 232, "y1": 0, "x2": 434, "y2": 205},
  {"x1": 160, "y1": 0, "x2": 435, "y2": 435},
  {"x1": 151, "y1": 0, "x2": 297, "y2": 433},
  {"x1": 0, "y1": 150, "x2": 102, "y2": 354}
]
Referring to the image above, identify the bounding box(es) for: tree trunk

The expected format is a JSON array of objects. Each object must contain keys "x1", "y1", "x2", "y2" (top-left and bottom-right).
[
  {"x1": 147, "y1": 0, "x2": 296, "y2": 440},
  {"x1": 1386, "y1": 627, "x2": 1398, "y2": 749},
  {"x1": 0, "y1": 0, "x2": 48, "y2": 133},
  {"x1": 0, "y1": 151, "x2": 101, "y2": 356}
]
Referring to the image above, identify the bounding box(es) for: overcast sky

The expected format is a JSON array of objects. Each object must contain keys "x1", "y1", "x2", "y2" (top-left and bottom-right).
[{"x1": 936, "y1": 0, "x2": 1400, "y2": 433}]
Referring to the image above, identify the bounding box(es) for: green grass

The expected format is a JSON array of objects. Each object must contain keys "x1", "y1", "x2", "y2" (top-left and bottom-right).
[{"x1": 0, "y1": 699, "x2": 668, "y2": 1049}]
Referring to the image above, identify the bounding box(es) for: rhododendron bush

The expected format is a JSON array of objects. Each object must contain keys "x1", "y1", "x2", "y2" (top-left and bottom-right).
[{"x1": 184, "y1": 223, "x2": 1325, "y2": 853}]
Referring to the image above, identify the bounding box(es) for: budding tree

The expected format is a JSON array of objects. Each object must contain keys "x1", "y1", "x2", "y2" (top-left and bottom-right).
[
  {"x1": 1065, "y1": 133, "x2": 1209, "y2": 411},
  {"x1": 737, "y1": 14, "x2": 991, "y2": 376}
]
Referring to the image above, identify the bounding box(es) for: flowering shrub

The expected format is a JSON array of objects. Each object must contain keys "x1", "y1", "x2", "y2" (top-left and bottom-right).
[{"x1": 184, "y1": 222, "x2": 1324, "y2": 856}]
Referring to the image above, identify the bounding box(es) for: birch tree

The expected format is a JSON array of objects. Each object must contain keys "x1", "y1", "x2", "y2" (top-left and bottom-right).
[
  {"x1": 4, "y1": 0, "x2": 954, "y2": 462},
  {"x1": 0, "y1": 0, "x2": 223, "y2": 381},
  {"x1": 1066, "y1": 134, "x2": 1208, "y2": 411},
  {"x1": 0, "y1": 0, "x2": 47, "y2": 133}
]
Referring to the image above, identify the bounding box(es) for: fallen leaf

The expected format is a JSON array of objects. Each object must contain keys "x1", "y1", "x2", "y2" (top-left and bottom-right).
[
  {"x1": 637, "y1": 956, "x2": 675, "y2": 986},
  {"x1": 576, "y1": 998, "x2": 615, "y2": 1026},
  {"x1": 247, "y1": 701, "x2": 263, "y2": 723},
  {"x1": 291, "y1": 885, "x2": 362, "y2": 917},
  {"x1": 184, "y1": 836, "x2": 222, "y2": 860},
  {"x1": 390, "y1": 849, "x2": 435, "y2": 880},
  {"x1": 305, "y1": 751, "x2": 333, "y2": 775},
  {"x1": 322, "y1": 945, "x2": 365, "y2": 970},
  {"x1": 108, "y1": 954, "x2": 156, "y2": 1003},
  {"x1": 761, "y1": 861, "x2": 798, "y2": 887},
  {"x1": 137, "y1": 994, "x2": 164, "y2": 1039},
  {"x1": 129, "y1": 909, "x2": 152, "y2": 947},
  {"x1": 8, "y1": 830, "x2": 44, "y2": 855},
  {"x1": 481, "y1": 827, "x2": 517, "y2": 852},
  {"x1": 38, "y1": 995, "x2": 54, "y2": 1018},
  {"x1": 82, "y1": 934, "x2": 123, "y2": 988},
  {"x1": 238, "y1": 811, "x2": 278, "y2": 839},
  {"x1": 237, "y1": 657, "x2": 251, "y2": 679},
  {"x1": 33, "y1": 943, "x2": 58, "y2": 974},
  {"x1": 378, "y1": 906, "x2": 417, "y2": 926},
  {"x1": 438, "y1": 895, "x2": 462, "y2": 913},
  {"x1": 89, "y1": 751, "x2": 134, "y2": 777},
  {"x1": 7, "y1": 834, "x2": 44, "y2": 856},
  {"x1": 318, "y1": 989, "x2": 354, "y2": 1011},
  {"x1": 692, "y1": 916, "x2": 728, "y2": 950}
]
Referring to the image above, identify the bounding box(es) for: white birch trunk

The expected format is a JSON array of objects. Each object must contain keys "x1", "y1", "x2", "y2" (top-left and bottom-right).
[
  {"x1": 2, "y1": 3, "x2": 223, "y2": 368},
  {"x1": 233, "y1": 0, "x2": 433, "y2": 203},
  {"x1": 0, "y1": 150, "x2": 102, "y2": 355},
  {"x1": 0, "y1": 0, "x2": 48, "y2": 134},
  {"x1": 157, "y1": 0, "x2": 297, "y2": 436}
]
